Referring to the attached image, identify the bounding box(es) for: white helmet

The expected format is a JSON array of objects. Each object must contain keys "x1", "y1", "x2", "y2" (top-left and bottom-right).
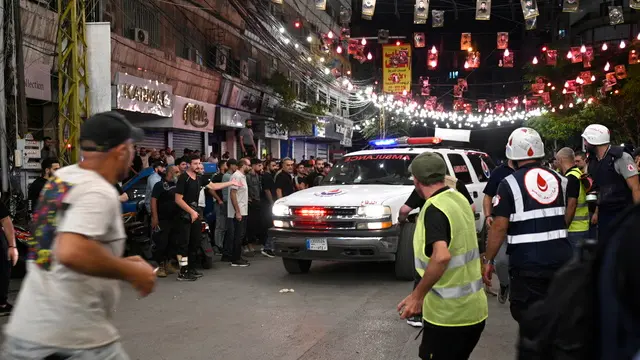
[
  {"x1": 581, "y1": 124, "x2": 610, "y2": 145},
  {"x1": 505, "y1": 127, "x2": 545, "y2": 161}
]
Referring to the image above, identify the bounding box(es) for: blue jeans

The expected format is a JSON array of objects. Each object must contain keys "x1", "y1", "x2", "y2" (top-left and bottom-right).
[
  {"x1": 3, "y1": 337, "x2": 129, "y2": 360},
  {"x1": 568, "y1": 231, "x2": 589, "y2": 252}
]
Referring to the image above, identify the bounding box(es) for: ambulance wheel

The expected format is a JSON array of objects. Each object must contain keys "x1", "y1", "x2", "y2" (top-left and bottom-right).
[
  {"x1": 395, "y1": 222, "x2": 416, "y2": 281},
  {"x1": 283, "y1": 258, "x2": 312, "y2": 274}
]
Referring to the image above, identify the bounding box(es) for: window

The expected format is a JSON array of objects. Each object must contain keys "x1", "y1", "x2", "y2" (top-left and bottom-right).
[
  {"x1": 247, "y1": 59, "x2": 258, "y2": 81},
  {"x1": 447, "y1": 153, "x2": 473, "y2": 185},
  {"x1": 322, "y1": 154, "x2": 418, "y2": 186},
  {"x1": 122, "y1": 0, "x2": 161, "y2": 48},
  {"x1": 466, "y1": 153, "x2": 496, "y2": 183}
]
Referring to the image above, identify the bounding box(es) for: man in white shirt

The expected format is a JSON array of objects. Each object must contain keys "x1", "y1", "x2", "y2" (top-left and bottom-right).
[{"x1": 228, "y1": 158, "x2": 250, "y2": 267}]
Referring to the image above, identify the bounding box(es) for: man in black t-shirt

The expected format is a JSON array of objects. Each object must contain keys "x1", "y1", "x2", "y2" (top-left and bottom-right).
[
  {"x1": 175, "y1": 155, "x2": 239, "y2": 281},
  {"x1": 275, "y1": 158, "x2": 296, "y2": 199},
  {"x1": 304, "y1": 158, "x2": 325, "y2": 188},
  {"x1": 0, "y1": 201, "x2": 16, "y2": 316},
  {"x1": 150, "y1": 165, "x2": 181, "y2": 277},
  {"x1": 28, "y1": 158, "x2": 60, "y2": 212}
]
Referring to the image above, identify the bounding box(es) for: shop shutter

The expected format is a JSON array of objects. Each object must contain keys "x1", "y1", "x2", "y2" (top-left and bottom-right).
[
  {"x1": 317, "y1": 144, "x2": 328, "y2": 160},
  {"x1": 173, "y1": 130, "x2": 204, "y2": 158},
  {"x1": 306, "y1": 143, "x2": 317, "y2": 159},
  {"x1": 293, "y1": 139, "x2": 305, "y2": 163},
  {"x1": 138, "y1": 130, "x2": 166, "y2": 151}
]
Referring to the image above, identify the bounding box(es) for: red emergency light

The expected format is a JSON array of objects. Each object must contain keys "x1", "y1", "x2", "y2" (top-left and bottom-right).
[{"x1": 295, "y1": 207, "x2": 327, "y2": 217}]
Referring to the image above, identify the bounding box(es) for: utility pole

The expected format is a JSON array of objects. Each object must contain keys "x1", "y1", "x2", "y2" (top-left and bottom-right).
[
  {"x1": 1, "y1": 1, "x2": 10, "y2": 193},
  {"x1": 13, "y1": 0, "x2": 27, "y2": 137}
]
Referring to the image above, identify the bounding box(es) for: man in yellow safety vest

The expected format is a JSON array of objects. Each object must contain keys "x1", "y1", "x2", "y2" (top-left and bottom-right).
[
  {"x1": 398, "y1": 152, "x2": 488, "y2": 360},
  {"x1": 555, "y1": 147, "x2": 590, "y2": 249}
]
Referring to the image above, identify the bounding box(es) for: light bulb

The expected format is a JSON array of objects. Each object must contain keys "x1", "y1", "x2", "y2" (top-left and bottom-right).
[
  {"x1": 532, "y1": 56, "x2": 538, "y2": 65},
  {"x1": 620, "y1": 40, "x2": 626, "y2": 49},
  {"x1": 361, "y1": 38, "x2": 367, "y2": 46},
  {"x1": 429, "y1": 60, "x2": 437, "y2": 68},
  {"x1": 367, "y1": 52, "x2": 372, "y2": 60},
  {"x1": 323, "y1": 68, "x2": 330, "y2": 75},
  {"x1": 562, "y1": 88, "x2": 567, "y2": 94},
  {"x1": 602, "y1": 42, "x2": 608, "y2": 51},
  {"x1": 307, "y1": 56, "x2": 312, "y2": 62},
  {"x1": 307, "y1": 36, "x2": 313, "y2": 43},
  {"x1": 336, "y1": 46, "x2": 342, "y2": 54},
  {"x1": 605, "y1": 62, "x2": 610, "y2": 71},
  {"x1": 547, "y1": 82, "x2": 552, "y2": 86},
  {"x1": 591, "y1": 75, "x2": 596, "y2": 81},
  {"x1": 569, "y1": 103, "x2": 574, "y2": 108},
  {"x1": 542, "y1": 46, "x2": 547, "y2": 52},
  {"x1": 580, "y1": 45, "x2": 586, "y2": 53},
  {"x1": 559, "y1": 104, "x2": 564, "y2": 110},
  {"x1": 464, "y1": 62, "x2": 469, "y2": 69},
  {"x1": 566, "y1": 51, "x2": 573, "y2": 59},
  {"x1": 504, "y1": 49, "x2": 510, "y2": 57},
  {"x1": 294, "y1": 43, "x2": 299, "y2": 49},
  {"x1": 431, "y1": 46, "x2": 437, "y2": 54},
  {"x1": 327, "y1": 31, "x2": 334, "y2": 39}
]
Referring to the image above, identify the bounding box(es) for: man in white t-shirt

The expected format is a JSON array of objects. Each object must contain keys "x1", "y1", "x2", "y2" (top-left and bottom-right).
[
  {"x1": 228, "y1": 158, "x2": 250, "y2": 267},
  {"x1": 3, "y1": 111, "x2": 156, "y2": 359}
]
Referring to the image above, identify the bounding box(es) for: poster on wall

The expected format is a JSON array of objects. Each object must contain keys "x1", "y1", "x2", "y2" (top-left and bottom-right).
[{"x1": 382, "y1": 44, "x2": 412, "y2": 94}]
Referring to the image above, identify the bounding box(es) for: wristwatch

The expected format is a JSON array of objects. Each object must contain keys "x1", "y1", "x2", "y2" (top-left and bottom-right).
[{"x1": 482, "y1": 255, "x2": 496, "y2": 265}]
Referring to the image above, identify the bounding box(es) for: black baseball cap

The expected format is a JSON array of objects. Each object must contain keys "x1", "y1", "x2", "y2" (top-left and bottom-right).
[
  {"x1": 227, "y1": 159, "x2": 238, "y2": 166},
  {"x1": 79, "y1": 111, "x2": 144, "y2": 152}
]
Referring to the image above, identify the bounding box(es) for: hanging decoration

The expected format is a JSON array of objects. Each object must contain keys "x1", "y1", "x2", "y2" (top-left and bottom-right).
[
  {"x1": 420, "y1": 76, "x2": 430, "y2": 95},
  {"x1": 609, "y1": 6, "x2": 624, "y2": 25},
  {"x1": 362, "y1": 0, "x2": 376, "y2": 20},
  {"x1": 615, "y1": 65, "x2": 627, "y2": 79},
  {"x1": 521, "y1": 0, "x2": 539, "y2": 19},
  {"x1": 347, "y1": 39, "x2": 358, "y2": 55},
  {"x1": 425, "y1": 96, "x2": 437, "y2": 110},
  {"x1": 531, "y1": 77, "x2": 545, "y2": 94},
  {"x1": 340, "y1": 7, "x2": 352, "y2": 23},
  {"x1": 476, "y1": 0, "x2": 491, "y2": 20},
  {"x1": 461, "y1": 33, "x2": 472, "y2": 50},
  {"x1": 477, "y1": 99, "x2": 487, "y2": 112},
  {"x1": 563, "y1": 0, "x2": 579, "y2": 12},
  {"x1": 501, "y1": 49, "x2": 514, "y2": 68},
  {"x1": 579, "y1": 71, "x2": 592, "y2": 85},
  {"x1": 630, "y1": 50, "x2": 638, "y2": 65},
  {"x1": 414, "y1": 0, "x2": 429, "y2": 24},
  {"x1": 457, "y1": 78, "x2": 469, "y2": 91},
  {"x1": 382, "y1": 44, "x2": 412, "y2": 94},
  {"x1": 583, "y1": 46, "x2": 594, "y2": 68},
  {"x1": 467, "y1": 51, "x2": 481, "y2": 68},
  {"x1": 414, "y1": 32, "x2": 426, "y2": 48},
  {"x1": 546, "y1": 50, "x2": 558, "y2": 66},
  {"x1": 632, "y1": 0, "x2": 640, "y2": 10},
  {"x1": 315, "y1": 0, "x2": 326, "y2": 11},
  {"x1": 428, "y1": 46, "x2": 439, "y2": 69},
  {"x1": 432, "y1": 10, "x2": 445, "y2": 27},
  {"x1": 570, "y1": 47, "x2": 583, "y2": 63},
  {"x1": 525, "y1": 17, "x2": 537, "y2": 30},
  {"x1": 497, "y1": 32, "x2": 509, "y2": 49},
  {"x1": 378, "y1": 29, "x2": 389, "y2": 44},
  {"x1": 453, "y1": 84, "x2": 463, "y2": 97}
]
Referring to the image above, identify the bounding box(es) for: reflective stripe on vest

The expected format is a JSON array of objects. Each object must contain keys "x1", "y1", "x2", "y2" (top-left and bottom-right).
[
  {"x1": 505, "y1": 175, "x2": 568, "y2": 244},
  {"x1": 566, "y1": 168, "x2": 590, "y2": 232},
  {"x1": 413, "y1": 189, "x2": 488, "y2": 326}
]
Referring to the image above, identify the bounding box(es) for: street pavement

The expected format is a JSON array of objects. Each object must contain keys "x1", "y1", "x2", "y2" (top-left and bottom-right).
[{"x1": 1, "y1": 256, "x2": 517, "y2": 360}]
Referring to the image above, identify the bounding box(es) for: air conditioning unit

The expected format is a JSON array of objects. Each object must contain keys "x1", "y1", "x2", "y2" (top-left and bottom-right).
[
  {"x1": 134, "y1": 28, "x2": 149, "y2": 45},
  {"x1": 187, "y1": 48, "x2": 204, "y2": 66}
]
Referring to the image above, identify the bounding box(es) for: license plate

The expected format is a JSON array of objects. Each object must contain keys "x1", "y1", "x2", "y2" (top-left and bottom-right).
[{"x1": 306, "y1": 238, "x2": 328, "y2": 251}]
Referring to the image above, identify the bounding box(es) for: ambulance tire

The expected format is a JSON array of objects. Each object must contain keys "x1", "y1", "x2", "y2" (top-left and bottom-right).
[
  {"x1": 283, "y1": 258, "x2": 312, "y2": 274},
  {"x1": 395, "y1": 222, "x2": 416, "y2": 281}
]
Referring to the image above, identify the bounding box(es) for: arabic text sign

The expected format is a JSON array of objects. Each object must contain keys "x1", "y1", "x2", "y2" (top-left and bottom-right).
[{"x1": 382, "y1": 44, "x2": 412, "y2": 94}]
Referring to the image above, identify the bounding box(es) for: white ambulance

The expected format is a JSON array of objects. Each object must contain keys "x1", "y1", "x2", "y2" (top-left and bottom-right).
[{"x1": 269, "y1": 137, "x2": 496, "y2": 280}]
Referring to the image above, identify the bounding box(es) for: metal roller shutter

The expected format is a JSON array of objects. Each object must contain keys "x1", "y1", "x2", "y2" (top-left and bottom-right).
[
  {"x1": 173, "y1": 131, "x2": 204, "y2": 158},
  {"x1": 317, "y1": 144, "x2": 328, "y2": 160},
  {"x1": 293, "y1": 140, "x2": 305, "y2": 163},
  {"x1": 305, "y1": 143, "x2": 317, "y2": 159},
  {"x1": 138, "y1": 130, "x2": 166, "y2": 151}
]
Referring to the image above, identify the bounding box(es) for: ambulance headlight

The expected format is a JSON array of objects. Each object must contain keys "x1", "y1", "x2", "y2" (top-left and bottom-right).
[
  {"x1": 357, "y1": 205, "x2": 391, "y2": 219},
  {"x1": 272, "y1": 203, "x2": 291, "y2": 217}
]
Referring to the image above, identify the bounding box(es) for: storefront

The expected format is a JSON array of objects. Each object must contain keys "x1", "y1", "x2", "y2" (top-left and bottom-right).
[
  {"x1": 112, "y1": 72, "x2": 173, "y2": 151},
  {"x1": 24, "y1": 62, "x2": 54, "y2": 141},
  {"x1": 253, "y1": 121, "x2": 287, "y2": 159},
  {"x1": 171, "y1": 95, "x2": 214, "y2": 157},
  {"x1": 289, "y1": 118, "x2": 337, "y2": 162}
]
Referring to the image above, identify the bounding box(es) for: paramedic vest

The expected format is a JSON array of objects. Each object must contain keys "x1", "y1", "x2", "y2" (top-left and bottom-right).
[
  {"x1": 502, "y1": 164, "x2": 573, "y2": 273},
  {"x1": 588, "y1": 146, "x2": 632, "y2": 212},
  {"x1": 565, "y1": 167, "x2": 590, "y2": 232},
  {"x1": 413, "y1": 189, "x2": 488, "y2": 327}
]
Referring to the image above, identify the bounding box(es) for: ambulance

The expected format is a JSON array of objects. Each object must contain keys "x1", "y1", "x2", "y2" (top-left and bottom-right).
[{"x1": 269, "y1": 137, "x2": 496, "y2": 280}]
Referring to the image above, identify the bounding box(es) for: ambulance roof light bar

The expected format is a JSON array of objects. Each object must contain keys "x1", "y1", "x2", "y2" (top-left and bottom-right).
[{"x1": 369, "y1": 137, "x2": 443, "y2": 148}]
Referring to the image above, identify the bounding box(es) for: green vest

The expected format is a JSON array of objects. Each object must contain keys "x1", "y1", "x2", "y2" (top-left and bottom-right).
[
  {"x1": 566, "y1": 168, "x2": 589, "y2": 232},
  {"x1": 413, "y1": 189, "x2": 488, "y2": 327}
]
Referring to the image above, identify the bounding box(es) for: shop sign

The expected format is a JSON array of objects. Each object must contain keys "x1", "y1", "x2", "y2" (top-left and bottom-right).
[
  {"x1": 265, "y1": 122, "x2": 288, "y2": 140},
  {"x1": 227, "y1": 84, "x2": 262, "y2": 113},
  {"x1": 335, "y1": 122, "x2": 353, "y2": 147},
  {"x1": 24, "y1": 63, "x2": 51, "y2": 101},
  {"x1": 173, "y1": 95, "x2": 214, "y2": 132},
  {"x1": 261, "y1": 94, "x2": 279, "y2": 117},
  {"x1": 114, "y1": 72, "x2": 172, "y2": 117},
  {"x1": 218, "y1": 107, "x2": 249, "y2": 128}
]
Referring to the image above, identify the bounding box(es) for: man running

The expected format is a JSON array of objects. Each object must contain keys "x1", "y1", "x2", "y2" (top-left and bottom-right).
[{"x1": 3, "y1": 111, "x2": 157, "y2": 359}]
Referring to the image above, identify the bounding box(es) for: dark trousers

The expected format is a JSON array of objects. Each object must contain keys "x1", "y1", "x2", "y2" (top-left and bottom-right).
[
  {"x1": 225, "y1": 216, "x2": 246, "y2": 261},
  {"x1": 243, "y1": 144, "x2": 256, "y2": 157},
  {"x1": 179, "y1": 218, "x2": 202, "y2": 268},
  {"x1": 419, "y1": 320, "x2": 485, "y2": 360},
  {"x1": 247, "y1": 201, "x2": 265, "y2": 245},
  {"x1": 152, "y1": 218, "x2": 179, "y2": 264},
  {"x1": 597, "y1": 209, "x2": 623, "y2": 243},
  {"x1": 509, "y1": 272, "x2": 553, "y2": 324},
  {"x1": 0, "y1": 232, "x2": 10, "y2": 304}
]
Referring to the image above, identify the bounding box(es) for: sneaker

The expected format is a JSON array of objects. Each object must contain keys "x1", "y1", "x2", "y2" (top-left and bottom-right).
[
  {"x1": 190, "y1": 268, "x2": 204, "y2": 278},
  {"x1": 156, "y1": 265, "x2": 167, "y2": 278},
  {"x1": 261, "y1": 249, "x2": 275, "y2": 258},
  {"x1": 406, "y1": 315, "x2": 423, "y2": 328},
  {"x1": 0, "y1": 303, "x2": 13, "y2": 317},
  {"x1": 165, "y1": 262, "x2": 178, "y2": 275},
  {"x1": 177, "y1": 270, "x2": 198, "y2": 281},
  {"x1": 498, "y1": 285, "x2": 509, "y2": 304},
  {"x1": 231, "y1": 259, "x2": 250, "y2": 267}
]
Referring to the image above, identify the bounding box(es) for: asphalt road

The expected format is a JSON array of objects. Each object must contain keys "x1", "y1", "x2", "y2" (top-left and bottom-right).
[{"x1": 1, "y1": 256, "x2": 518, "y2": 360}]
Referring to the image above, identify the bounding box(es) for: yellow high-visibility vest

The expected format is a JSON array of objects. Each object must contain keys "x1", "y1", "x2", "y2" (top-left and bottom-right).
[
  {"x1": 566, "y1": 168, "x2": 589, "y2": 232},
  {"x1": 413, "y1": 189, "x2": 488, "y2": 326}
]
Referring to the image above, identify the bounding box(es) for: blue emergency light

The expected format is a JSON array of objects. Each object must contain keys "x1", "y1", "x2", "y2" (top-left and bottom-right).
[{"x1": 368, "y1": 137, "x2": 442, "y2": 147}]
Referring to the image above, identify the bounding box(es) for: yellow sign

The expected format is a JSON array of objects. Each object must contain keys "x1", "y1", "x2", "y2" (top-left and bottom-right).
[{"x1": 382, "y1": 44, "x2": 412, "y2": 94}]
